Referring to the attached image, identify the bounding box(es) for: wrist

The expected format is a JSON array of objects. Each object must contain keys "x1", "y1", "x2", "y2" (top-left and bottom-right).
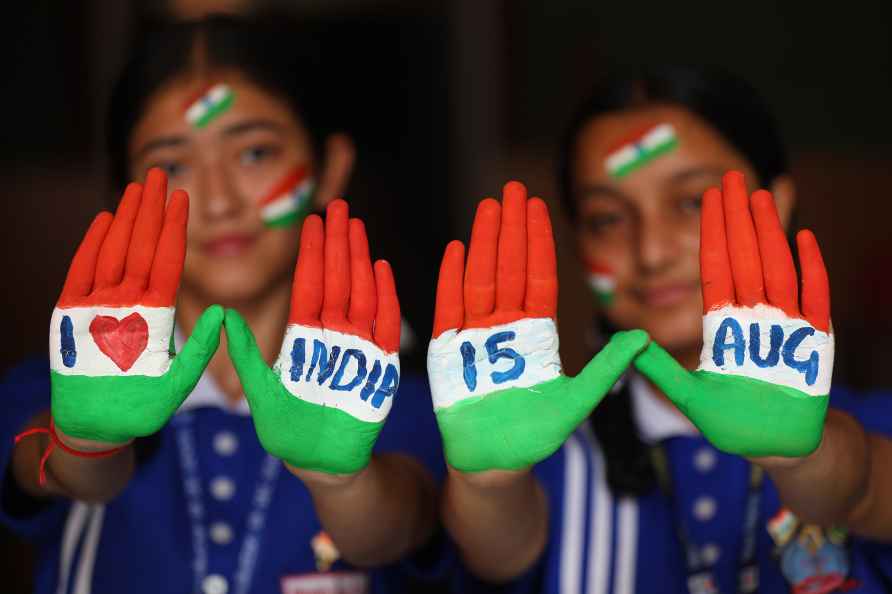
[
  {"x1": 447, "y1": 465, "x2": 534, "y2": 491},
  {"x1": 285, "y1": 461, "x2": 368, "y2": 490},
  {"x1": 54, "y1": 426, "x2": 133, "y2": 454}
]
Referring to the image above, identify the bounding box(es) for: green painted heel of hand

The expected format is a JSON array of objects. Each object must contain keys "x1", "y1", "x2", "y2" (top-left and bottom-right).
[
  {"x1": 435, "y1": 329, "x2": 649, "y2": 472},
  {"x1": 634, "y1": 341, "x2": 828, "y2": 457},
  {"x1": 224, "y1": 308, "x2": 385, "y2": 475}
]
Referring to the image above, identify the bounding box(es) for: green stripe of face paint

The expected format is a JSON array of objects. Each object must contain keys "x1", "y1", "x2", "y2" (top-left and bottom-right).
[
  {"x1": 246, "y1": 382, "x2": 384, "y2": 475},
  {"x1": 51, "y1": 372, "x2": 183, "y2": 443},
  {"x1": 435, "y1": 375, "x2": 587, "y2": 472},
  {"x1": 263, "y1": 192, "x2": 314, "y2": 229},
  {"x1": 609, "y1": 138, "x2": 678, "y2": 179},
  {"x1": 684, "y1": 370, "x2": 828, "y2": 457},
  {"x1": 192, "y1": 92, "x2": 235, "y2": 129}
]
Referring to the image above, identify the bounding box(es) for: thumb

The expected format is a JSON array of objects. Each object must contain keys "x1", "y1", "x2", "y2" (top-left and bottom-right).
[
  {"x1": 223, "y1": 308, "x2": 279, "y2": 415},
  {"x1": 632, "y1": 341, "x2": 697, "y2": 410},
  {"x1": 570, "y1": 330, "x2": 650, "y2": 401},
  {"x1": 167, "y1": 304, "x2": 224, "y2": 402}
]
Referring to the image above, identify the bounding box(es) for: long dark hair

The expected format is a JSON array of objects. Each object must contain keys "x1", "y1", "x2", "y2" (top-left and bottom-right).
[
  {"x1": 106, "y1": 13, "x2": 332, "y2": 190},
  {"x1": 557, "y1": 66, "x2": 790, "y2": 496}
]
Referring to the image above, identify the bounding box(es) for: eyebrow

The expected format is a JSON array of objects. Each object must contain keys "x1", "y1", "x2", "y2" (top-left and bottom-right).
[
  {"x1": 134, "y1": 135, "x2": 188, "y2": 161},
  {"x1": 220, "y1": 119, "x2": 286, "y2": 138},
  {"x1": 576, "y1": 183, "x2": 628, "y2": 203},
  {"x1": 668, "y1": 166, "x2": 728, "y2": 184}
]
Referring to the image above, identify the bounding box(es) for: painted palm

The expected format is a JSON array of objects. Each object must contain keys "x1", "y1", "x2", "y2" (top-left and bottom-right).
[
  {"x1": 634, "y1": 171, "x2": 833, "y2": 457},
  {"x1": 51, "y1": 169, "x2": 222, "y2": 445},
  {"x1": 428, "y1": 182, "x2": 648, "y2": 472},
  {"x1": 225, "y1": 201, "x2": 401, "y2": 475}
]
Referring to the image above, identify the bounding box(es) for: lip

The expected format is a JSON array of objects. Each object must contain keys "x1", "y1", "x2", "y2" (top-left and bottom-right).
[
  {"x1": 202, "y1": 233, "x2": 257, "y2": 257},
  {"x1": 634, "y1": 282, "x2": 699, "y2": 308}
]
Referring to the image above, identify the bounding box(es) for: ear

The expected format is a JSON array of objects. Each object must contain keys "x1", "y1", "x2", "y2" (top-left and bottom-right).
[
  {"x1": 769, "y1": 174, "x2": 796, "y2": 228},
  {"x1": 313, "y1": 133, "x2": 356, "y2": 209}
]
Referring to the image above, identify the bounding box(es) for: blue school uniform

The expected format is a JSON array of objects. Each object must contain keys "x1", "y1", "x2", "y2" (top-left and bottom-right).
[
  {"x1": 0, "y1": 357, "x2": 449, "y2": 594},
  {"x1": 480, "y1": 375, "x2": 892, "y2": 594}
]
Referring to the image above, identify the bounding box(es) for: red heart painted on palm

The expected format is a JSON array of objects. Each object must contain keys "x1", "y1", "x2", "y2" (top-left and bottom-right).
[{"x1": 89, "y1": 313, "x2": 149, "y2": 371}]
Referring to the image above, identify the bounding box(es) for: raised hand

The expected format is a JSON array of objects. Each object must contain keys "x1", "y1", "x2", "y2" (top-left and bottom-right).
[
  {"x1": 224, "y1": 200, "x2": 400, "y2": 475},
  {"x1": 51, "y1": 169, "x2": 222, "y2": 446},
  {"x1": 428, "y1": 182, "x2": 649, "y2": 472},
  {"x1": 634, "y1": 171, "x2": 832, "y2": 457}
]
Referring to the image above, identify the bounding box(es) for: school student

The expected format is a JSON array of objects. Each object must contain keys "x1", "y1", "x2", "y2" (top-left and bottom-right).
[
  {"x1": 1, "y1": 15, "x2": 445, "y2": 594},
  {"x1": 431, "y1": 67, "x2": 892, "y2": 593}
]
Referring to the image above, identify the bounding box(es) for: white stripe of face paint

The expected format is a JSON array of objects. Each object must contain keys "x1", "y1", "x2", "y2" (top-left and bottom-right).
[
  {"x1": 427, "y1": 317, "x2": 563, "y2": 410},
  {"x1": 261, "y1": 180, "x2": 314, "y2": 222},
  {"x1": 49, "y1": 306, "x2": 175, "y2": 377},
  {"x1": 273, "y1": 325, "x2": 399, "y2": 423},
  {"x1": 699, "y1": 303, "x2": 833, "y2": 395}
]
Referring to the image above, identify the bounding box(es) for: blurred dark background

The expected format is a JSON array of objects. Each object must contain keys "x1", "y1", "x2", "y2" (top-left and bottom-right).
[{"x1": 2, "y1": 0, "x2": 891, "y2": 589}]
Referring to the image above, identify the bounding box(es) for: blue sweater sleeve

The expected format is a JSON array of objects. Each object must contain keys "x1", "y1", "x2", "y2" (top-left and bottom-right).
[{"x1": 0, "y1": 358, "x2": 68, "y2": 539}]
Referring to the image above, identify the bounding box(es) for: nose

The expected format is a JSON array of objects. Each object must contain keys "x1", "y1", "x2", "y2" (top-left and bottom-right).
[
  {"x1": 194, "y1": 158, "x2": 243, "y2": 221},
  {"x1": 636, "y1": 212, "x2": 680, "y2": 274}
]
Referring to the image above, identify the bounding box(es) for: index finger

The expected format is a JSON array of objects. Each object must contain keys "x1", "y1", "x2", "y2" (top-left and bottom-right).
[
  {"x1": 700, "y1": 186, "x2": 735, "y2": 312},
  {"x1": 58, "y1": 212, "x2": 114, "y2": 305}
]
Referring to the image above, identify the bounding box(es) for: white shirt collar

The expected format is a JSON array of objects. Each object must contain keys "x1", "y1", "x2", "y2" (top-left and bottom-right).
[
  {"x1": 630, "y1": 373, "x2": 698, "y2": 443},
  {"x1": 174, "y1": 331, "x2": 251, "y2": 416}
]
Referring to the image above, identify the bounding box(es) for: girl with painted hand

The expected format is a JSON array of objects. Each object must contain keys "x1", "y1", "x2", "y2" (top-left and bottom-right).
[
  {"x1": 634, "y1": 171, "x2": 832, "y2": 457},
  {"x1": 431, "y1": 181, "x2": 649, "y2": 578},
  {"x1": 451, "y1": 67, "x2": 892, "y2": 594},
  {"x1": 3, "y1": 15, "x2": 440, "y2": 594}
]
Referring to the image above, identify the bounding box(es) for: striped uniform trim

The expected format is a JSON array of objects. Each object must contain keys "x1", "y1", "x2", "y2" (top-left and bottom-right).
[
  {"x1": 58, "y1": 503, "x2": 105, "y2": 594},
  {"x1": 559, "y1": 426, "x2": 639, "y2": 594}
]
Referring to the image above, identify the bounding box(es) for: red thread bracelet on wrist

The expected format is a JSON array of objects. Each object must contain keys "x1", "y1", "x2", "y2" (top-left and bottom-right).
[{"x1": 14, "y1": 419, "x2": 128, "y2": 486}]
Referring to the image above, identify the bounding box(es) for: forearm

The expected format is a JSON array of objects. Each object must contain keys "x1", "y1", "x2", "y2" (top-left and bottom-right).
[
  {"x1": 760, "y1": 410, "x2": 870, "y2": 529},
  {"x1": 12, "y1": 410, "x2": 135, "y2": 503},
  {"x1": 441, "y1": 469, "x2": 547, "y2": 583},
  {"x1": 291, "y1": 453, "x2": 438, "y2": 567}
]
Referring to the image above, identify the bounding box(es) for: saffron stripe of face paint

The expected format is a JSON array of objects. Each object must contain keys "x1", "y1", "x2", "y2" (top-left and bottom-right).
[
  {"x1": 259, "y1": 166, "x2": 315, "y2": 228},
  {"x1": 698, "y1": 303, "x2": 833, "y2": 396},
  {"x1": 262, "y1": 178, "x2": 315, "y2": 227},
  {"x1": 184, "y1": 84, "x2": 235, "y2": 129},
  {"x1": 272, "y1": 325, "x2": 400, "y2": 423},
  {"x1": 50, "y1": 306, "x2": 175, "y2": 377},
  {"x1": 427, "y1": 317, "x2": 562, "y2": 410},
  {"x1": 586, "y1": 262, "x2": 616, "y2": 306},
  {"x1": 604, "y1": 123, "x2": 678, "y2": 179}
]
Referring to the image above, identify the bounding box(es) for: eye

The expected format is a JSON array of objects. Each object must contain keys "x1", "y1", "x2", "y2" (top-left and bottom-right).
[
  {"x1": 150, "y1": 161, "x2": 187, "y2": 179},
  {"x1": 582, "y1": 212, "x2": 624, "y2": 236},
  {"x1": 240, "y1": 144, "x2": 280, "y2": 165},
  {"x1": 678, "y1": 194, "x2": 703, "y2": 214}
]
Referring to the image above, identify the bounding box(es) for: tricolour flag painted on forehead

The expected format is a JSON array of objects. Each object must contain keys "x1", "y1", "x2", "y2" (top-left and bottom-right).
[
  {"x1": 604, "y1": 123, "x2": 678, "y2": 179},
  {"x1": 183, "y1": 83, "x2": 235, "y2": 129},
  {"x1": 259, "y1": 166, "x2": 315, "y2": 228},
  {"x1": 50, "y1": 302, "x2": 175, "y2": 378}
]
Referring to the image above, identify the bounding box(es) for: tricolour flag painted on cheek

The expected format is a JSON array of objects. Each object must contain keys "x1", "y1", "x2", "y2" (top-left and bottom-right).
[
  {"x1": 604, "y1": 123, "x2": 678, "y2": 179},
  {"x1": 184, "y1": 83, "x2": 235, "y2": 129},
  {"x1": 586, "y1": 262, "x2": 616, "y2": 306},
  {"x1": 259, "y1": 166, "x2": 315, "y2": 228},
  {"x1": 50, "y1": 305, "x2": 175, "y2": 377}
]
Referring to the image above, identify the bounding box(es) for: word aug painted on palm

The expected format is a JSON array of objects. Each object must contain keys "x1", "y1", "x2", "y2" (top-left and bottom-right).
[
  {"x1": 698, "y1": 304, "x2": 833, "y2": 396},
  {"x1": 427, "y1": 318, "x2": 562, "y2": 410},
  {"x1": 273, "y1": 326, "x2": 400, "y2": 423}
]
